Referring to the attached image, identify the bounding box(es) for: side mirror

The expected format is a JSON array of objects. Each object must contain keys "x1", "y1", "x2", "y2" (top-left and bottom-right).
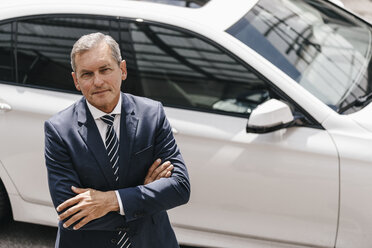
[{"x1": 246, "y1": 99, "x2": 295, "y2": 133}]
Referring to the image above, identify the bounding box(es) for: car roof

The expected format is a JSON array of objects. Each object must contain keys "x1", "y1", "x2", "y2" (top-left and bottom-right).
[{"x1": 0, "y1": 0, "x2": 258, "y2": 31}]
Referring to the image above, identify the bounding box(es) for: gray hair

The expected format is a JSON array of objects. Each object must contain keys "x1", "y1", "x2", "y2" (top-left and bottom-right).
[{"x1": 70, "y1": 32, "x2": 122, "y2": 72}]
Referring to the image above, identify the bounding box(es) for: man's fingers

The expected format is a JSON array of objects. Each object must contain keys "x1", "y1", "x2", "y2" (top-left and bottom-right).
[
  {"x1": 145, "y1": 158, "x2": 161, "y2": 178},
  {"x1": 62, "y1": 209, "x2": 85, "y2": 228},
  {"x1": 144, "y1": 158, "x2": 162, "y2": 184},
  {"x1": 143, "y1": 160, "x2": 174, "y2": 185},
  {"x1": 155, "y1": 164, "x2": 173, "y2": 180},
  {"x1": 58, "y1": 189, "x2": 114, "y2": 230},
  {"x1": 57, "y1": 186, "x2": 89, "y2": 212},
  {"x1": 71, "y1": 186, "x2": 89, "y2": 194},
  {"x1": 72, "y1": 216, "x2": 92, "y2": 230},
  {"x1": 58, "y1": 204, "x2": 81, "y2": 221},
  {"x1": 152, "y1": 161, "x2": 171, "y2": 178},
  {"x1": 57, "y1": 196, "x2": 79, "y2": 212}
]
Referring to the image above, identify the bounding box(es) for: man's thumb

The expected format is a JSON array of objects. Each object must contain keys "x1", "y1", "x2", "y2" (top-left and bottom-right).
[{"x1": 71, "y1": 185, "x2": 86, "y2": 193}]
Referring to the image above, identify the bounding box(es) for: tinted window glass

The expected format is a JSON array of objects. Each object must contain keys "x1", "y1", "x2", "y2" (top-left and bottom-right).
[
  {"x1": 0, "y1": 23, "x2": 15, "y2": 83},
  {"x1": 0, "y1": 15, "x2": 272, "y2": 116},
  {"x1": 227, "y1": 0, "x2": 372, "y2": 114},
  {"x1": 16, "y1": 17, "x2": 120, "y2": 92},
  {"x1": 0, "y1": 16, "x2": 121, "y2": 93},
  {"x1": 121, "y1": 21, "x2": 270, "y2": 116}
]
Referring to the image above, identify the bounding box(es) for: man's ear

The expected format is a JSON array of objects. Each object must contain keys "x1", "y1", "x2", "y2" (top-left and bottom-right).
[
  {"x1": 72, "y1": 72, "x2": 81, "y2": 91},
  {"x1": 120, "y1": 60, "x2": 127, "y2": 81}
]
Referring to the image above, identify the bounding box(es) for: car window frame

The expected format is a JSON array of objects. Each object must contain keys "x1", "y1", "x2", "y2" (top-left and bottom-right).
[
  {"x1": 0, "y1": 15, "x2": 85, "y2": 95},
  {"x1": 0, "y1": 13, "x2": 323, "y2": 129},
  {"x1": 138, "y1": 18, "x2": 323, "y2": 129}
]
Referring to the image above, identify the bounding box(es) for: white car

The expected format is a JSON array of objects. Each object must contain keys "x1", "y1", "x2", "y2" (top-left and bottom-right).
[{"x1": 0, "y1": 0, "x2": 371, "y2": 247}]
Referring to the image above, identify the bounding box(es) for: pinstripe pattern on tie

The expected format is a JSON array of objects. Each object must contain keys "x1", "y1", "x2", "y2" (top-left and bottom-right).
[
  {"x1": 101, "y1": 114, "x2": 120, "y2": 182},
  {"x1": 100, "y1": 114, "x2": 131, "y2": 248}
]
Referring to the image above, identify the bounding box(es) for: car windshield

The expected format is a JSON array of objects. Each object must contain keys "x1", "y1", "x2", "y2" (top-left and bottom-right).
[{"x1": 227, "y1": 0, "x2": 372, "y2": 114}]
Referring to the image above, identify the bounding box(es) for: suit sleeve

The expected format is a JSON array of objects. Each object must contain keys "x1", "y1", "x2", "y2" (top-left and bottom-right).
[
  {"x1": 118, "y1": 102, "x2": 191, "y2": 222},
  {"x1": 44, "y1": 120, "x2": 125, "y2": 231}
]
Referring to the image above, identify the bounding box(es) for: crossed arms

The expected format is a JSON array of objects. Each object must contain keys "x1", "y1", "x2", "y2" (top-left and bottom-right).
[{"x1": 56, "y1": 159, "x2": 173, "y2": 230}]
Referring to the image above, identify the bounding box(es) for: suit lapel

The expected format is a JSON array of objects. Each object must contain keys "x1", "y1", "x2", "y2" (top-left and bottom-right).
[
  {"x1": 119, "y1": 93, "x2": 139, "y2": 186},
  {"x1": 76, "y1": 99, "x2": 116, "y2": 188}
]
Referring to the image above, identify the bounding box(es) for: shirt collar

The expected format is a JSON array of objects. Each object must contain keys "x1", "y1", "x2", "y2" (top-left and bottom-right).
[{"x1": 86, "y1": 94, "x2": 122, "y2": 120}]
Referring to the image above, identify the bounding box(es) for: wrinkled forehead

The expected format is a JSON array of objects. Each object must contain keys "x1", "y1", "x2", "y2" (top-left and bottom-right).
[{"x1": 75, "y1": 42, "x2": 116, "y2": 71}]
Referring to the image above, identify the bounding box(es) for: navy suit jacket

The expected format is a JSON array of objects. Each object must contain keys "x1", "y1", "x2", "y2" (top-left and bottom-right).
[{"x1": 44, "y1": 93, "x2": 190, "y2": 248}]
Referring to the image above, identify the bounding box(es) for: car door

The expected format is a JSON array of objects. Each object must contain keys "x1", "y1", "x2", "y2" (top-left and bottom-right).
[{"x1": 120, "y1": 20, "x2": 340, "y2": 247}]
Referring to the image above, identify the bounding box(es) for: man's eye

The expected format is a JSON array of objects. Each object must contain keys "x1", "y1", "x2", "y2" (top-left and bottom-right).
[
  {"x1": 101, "y1": 68, "x2": 111, "y2": 73},
  {"x1": 81, "y1": 72, "x2": 92, "y2": 78}
]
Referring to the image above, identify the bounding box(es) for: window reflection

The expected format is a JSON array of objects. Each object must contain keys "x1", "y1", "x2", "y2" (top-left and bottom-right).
[
  {"x1": 0, "y1": 15, "x2": 270, "y2": 116},
  {"x1": 15, "y1": 18, "x2": 121, "y2": 92},
  {"x1": 227, "y1": 0, "x2": 372, "y2": 114},
  {"x1": 124, "y1": 22, "x2": 269, "y2": 115}
]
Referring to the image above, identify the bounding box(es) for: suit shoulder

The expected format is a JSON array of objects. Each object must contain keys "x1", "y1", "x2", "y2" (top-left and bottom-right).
[
  {"x1": 46, "y1": 98, "x2": 82, "y2": 126},
  {"x1": 124, "y1": 93, "x2": 162, "y2": 110}
]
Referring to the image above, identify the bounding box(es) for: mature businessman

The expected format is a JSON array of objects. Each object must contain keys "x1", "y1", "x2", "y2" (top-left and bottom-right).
[{"x1": 44, "y1": 32, "x2": 190, "y2": 248}]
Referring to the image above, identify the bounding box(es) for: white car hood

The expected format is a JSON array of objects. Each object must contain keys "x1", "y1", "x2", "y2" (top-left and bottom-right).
[{"x1": 349, "y1": 102, "x2": 372, "y2": 132}]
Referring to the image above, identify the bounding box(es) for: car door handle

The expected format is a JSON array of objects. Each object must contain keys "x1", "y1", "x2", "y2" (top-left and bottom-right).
[
  {"x1": 0, "y1": 102, "x2": 12, "y2": 112},
  {"x1": 171, "y1": 127, "x2": 179, "y2": 135}
]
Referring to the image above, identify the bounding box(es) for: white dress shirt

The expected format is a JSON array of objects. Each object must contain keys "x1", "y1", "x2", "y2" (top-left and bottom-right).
[{"x1": 86, "y1": 95, "x2": 125, "y2": 215}]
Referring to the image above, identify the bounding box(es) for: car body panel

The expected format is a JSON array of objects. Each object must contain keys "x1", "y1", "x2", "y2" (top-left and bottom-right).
[
  {"x1": 348, "y1": 103, "x2": 372, "y2": 132},
  {"x1": 320, "y1": 109, "x2": 372, "y2": 248},
  {"x1": 0, "y1": 84, "x2": 79, "y2": 205},
  {"x1": 165, "y1": 107, "x2": 339, "y2": 247}
]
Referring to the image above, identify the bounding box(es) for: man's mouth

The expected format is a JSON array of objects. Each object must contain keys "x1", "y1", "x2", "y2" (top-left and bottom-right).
[{"x1": 93, "y1": 89, "x2": 109, "y2": 95}]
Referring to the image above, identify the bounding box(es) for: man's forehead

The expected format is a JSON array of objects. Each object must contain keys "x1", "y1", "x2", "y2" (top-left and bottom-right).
[
  {"x1": 75, "y1": 43, "x2": 116, "y2": 71},
  {"x1": 76, "y1": 59, "x2": 113, "y2": 70}
]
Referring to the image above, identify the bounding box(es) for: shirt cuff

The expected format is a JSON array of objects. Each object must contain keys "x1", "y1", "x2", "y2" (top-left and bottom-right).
[{"x1": 115, "y1": 190, "x2": 125, "y2": 215}]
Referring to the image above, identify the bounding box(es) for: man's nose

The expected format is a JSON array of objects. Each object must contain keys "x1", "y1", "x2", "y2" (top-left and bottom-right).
[{"x1": 93, "y1": 73, "x2": 104, "y2": 86}]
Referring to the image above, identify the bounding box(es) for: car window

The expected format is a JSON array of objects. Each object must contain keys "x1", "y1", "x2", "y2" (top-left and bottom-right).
[
  {"x1": 0, "y1": 15, "x2": 273, "y2": 117},
  {"x1": 0, "y1": 16, "x2": 121, "y2": 93},
  {"x1": 120, "y1": 21, "x2": 271, "y2": 116},
  {"x1": 227, "y1": 0, "x2": 372, "y2": 114},
  {"x1": 0, "y1": 23, "x2": 14, "y2": 83}
]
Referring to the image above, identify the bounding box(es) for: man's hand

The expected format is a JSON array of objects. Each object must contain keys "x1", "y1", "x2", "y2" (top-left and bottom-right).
[
  {"x1": 57, "y1": 159, "x2": 173, "y2": 230},
  {"x1": 57, "y1": 186, "x2": 118, "y2": 230},
  {"x1": 144, "y1": 159, "x2": 173, "y2": 185}
]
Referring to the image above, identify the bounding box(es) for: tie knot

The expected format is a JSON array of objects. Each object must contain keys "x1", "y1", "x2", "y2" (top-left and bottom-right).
[{"x1": 101, "y1": 114, "x2": 116, "y2": 126}]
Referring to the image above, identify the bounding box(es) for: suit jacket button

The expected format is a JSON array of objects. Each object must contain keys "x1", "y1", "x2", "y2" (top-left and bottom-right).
[{"x1": 111, "y1": 239, "x2": 117, "y2": 244}]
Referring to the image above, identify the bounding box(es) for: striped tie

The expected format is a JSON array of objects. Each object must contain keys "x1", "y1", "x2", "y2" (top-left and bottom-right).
[
  {"x1": 100, "y1": 114, "x2": 131, "y2": 248},
  {"x1": 101, "y1": 114, "x2": 120, "y2": 182}
]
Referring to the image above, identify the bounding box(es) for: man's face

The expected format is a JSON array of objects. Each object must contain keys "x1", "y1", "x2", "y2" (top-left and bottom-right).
[{"x1": 72, "y1": 42, "x2": 127, "y2": 113}]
